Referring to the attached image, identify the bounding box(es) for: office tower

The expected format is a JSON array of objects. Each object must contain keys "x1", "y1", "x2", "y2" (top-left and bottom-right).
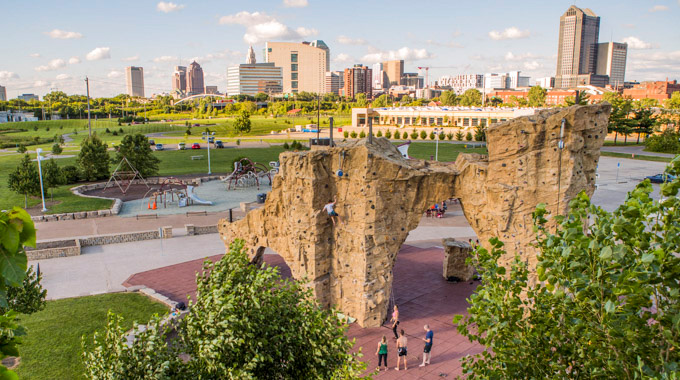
[
  {"x1": 555, "y1": 6, "x2": 605, "y2": 88},
  {"x1": 186, "y1": 61, "x2": 205, "y2": 96},
  {"x1": 205, "y1": 86, "x2": 219, "y2": 94},
  {"x1": 325, "y1": 71, "x2": 344, "y2": 95},
  {"x1": 343, "y1": 64, "x2": 372, "y2": 98},
  {"x1": 246, "y1": 45, "x2": 256, "y2": 64},
  {"x1": 383, "y1": 60, "x2": 404, "y2": 87},
  {"x1": 173, "y1": 66, "x2": 187, "y2": 94},
  {"x1": 125, "y1": 66, "x2": 145, "y2": 97},
  {"x1": 227, "y1": 63, "x2": 283, "y2": 96},
  {"x1": 17, "y1": 94, "x2": 39, "y2": 101},
  {"x1": 536, "y1": 77, "x2": 555, "y2": 89},
  {"x1": 264, "y1": 41, "x2": 328, "y2": 93},
  {"x1": 401, "y1": 73, "x2": 423, "y2": 89},
  {"x1": 0, "y1": 86, "x2": 6, "y2": 101},
  {"x1": 439, "y1": 74, "x2": 484, "y2": 95},
  {"x1": 371, "y1": 63, "x2": 384, "y2": 90},
  {"x1": 309, "y1": 40, "x2": 330, "y2": 73},
  {"x1": 596, "y1": 42, "x2": 628, "y2": 87}
]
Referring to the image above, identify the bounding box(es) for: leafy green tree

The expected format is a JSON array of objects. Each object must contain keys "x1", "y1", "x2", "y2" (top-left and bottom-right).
[
  {"x1": 665, "y1": 91, "x2": 680, "y2": 109},
  {"x1": 372, "y1": 94, "x2": 388, "y2": 108},
  {"x1": 42, "y1": 158, "x2": 65, "y2": 201},
  {"x1": 83, "y1": 240, "x2": 366, "y2": 379},
  {"x1": 632, "y1": 107, "x2": 657, "y2": 143},
  {"x1": 459, "y1": 89, "x2": 482, "y2": 107},
  {"x1": 16, "y1": 145, "x2": 26, "y2": 154},
  {"x1": 77, "y1": 135, "x2": 109, "y2": 182},
  {"x1": 607, "y1": 95, "x2": 634, "y2": 144},
  {"x1": 1, "y1": 266, "x2": 46, "y2": 315},
  {"x1": 114, "y1": 134, "x2": 160, "y2": 178},
  {"x1": 564, "y1": 92, "x2": 590, "y2": 106},
  {"x1": 51, "y1": 143, "x2": 63, "y2": 155},
  {"x1": 474, "y1": 126, "x2": 486, "y2": 141},
  {"x1": 465, "y1": 131, "x2": 473, "y2": 141},
  {"x1": 527, "y1": 86, "x2": 547, "y2": 107},
  {"x1": 359, "y1": 130, "x2": 366, "y2": 138},
  {"x1": 384, "y1": 129, "x2": 392, "y2": 138},
  {"x1": 355, "y1": 93, "x2": 368, "y2": 107},
  {"x1": 8, "y1": 154, "x2": 41, "y2": 208},
  {"x1": 234, "y1": 110, "x2": 252, "y2": 134},
  {"x1": 456, "y1": 157, "x2": 680, "y2": 378},
  {"x1": 440, "y1": 91, "x2": 457, "y2": 106},
  {"x1": 392, "y1": 130, "x2": 400, "y2": 139},
  {"x1": 455, "y1": 131, "x2": 464, "y2": 141}
]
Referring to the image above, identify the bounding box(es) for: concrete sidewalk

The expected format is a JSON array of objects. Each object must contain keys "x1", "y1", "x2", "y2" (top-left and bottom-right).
[{"x1": 601, "y1": 144, "x2": 676, "y2": 158}]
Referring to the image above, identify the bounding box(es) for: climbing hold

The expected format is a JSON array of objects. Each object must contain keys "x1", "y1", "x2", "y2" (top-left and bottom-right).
[{"x1": 336, "y1": 169, "x2": 344, "y2": 177}]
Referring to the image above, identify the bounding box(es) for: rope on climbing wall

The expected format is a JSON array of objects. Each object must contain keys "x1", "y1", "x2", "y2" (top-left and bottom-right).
[{"x1": 556, "y1": 118, "x2": 565, "y2": 222}]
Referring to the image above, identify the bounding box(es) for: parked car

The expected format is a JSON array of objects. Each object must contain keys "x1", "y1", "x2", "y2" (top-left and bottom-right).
[
  {"x1": 155, "y1": 143, "x2": 164, "y2": 151},
  {"x1": 148, "y1": 139, "x2": 155, "y2": 145},
  {"x1": 191, "y1": 143, "x2": 201, "y2": 149},
  {"x1": 645, "y1": 173, "x2": 676, "y2": 183},
  {"x1": 214, "y1": 140, "x2": 224, "y2": 148},
  {"x1": 178, "y1": 142, "x2": 186, "y2": 150}
]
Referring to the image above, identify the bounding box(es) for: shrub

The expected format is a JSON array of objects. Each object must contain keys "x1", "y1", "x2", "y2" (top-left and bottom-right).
[
  {"x1": 119, "y1": 128, "x2": 124, "y2": 134},
  {"x1": 429, "y1": 132, "x2": 436, "y2": 140},
  {"x1": 376, "y1": 130, "x2": 383, "y2": 137},
  {"x1": 350, "y1": 131, "x2": 357, "y2": 138},
  {"x1": 51, "y1": 143, "x2": 63, "y2": 155},
  {"x1": 33, "y1": 126, "x2": 38, "y2": 131},
  {"x1": 439, "y1": 132, "x2": 446, "y2": 141},
  {"x1": 62, "y1": 165, "x2": 80, "y2": 184},
  {"x1": 420, "y1": 130, "x2": 427, "y2": 139},
  {"x1": 17, "y1": 145, "x2": 27, "y2": 153},
  {"x1": 446, "y1": 132, "x2": 453, "y2": 140},
  {"x1": 466, "y1": 132, "x2": 473, "y2": 141},
  {"x1": 283, "y1": 142, "x2": 290, "y2": 149},
  {"x1": 645, "y1": 130, "x2": 680, "y2": 154},
  {"x1": 343, "y1": 131, "x2": 349, "y2": 138},
  {"x1": 112, "y1": 131, "x2": 118, "y2": 136},
  {"x1": 393, "y1": 131, "x2": 400, "y2": 139},
  {"x1": 410, "y1": 131, "x2": 418, "y2": 139},
  {"x1": 45, "y1": 127, "x2": 50, "y2": 132},
  {"x1": 385, "y1": 130, "x2": 392, "y2": 139},
  {"x1": 236, "y1": 139, "x2": 241, "y2": 146},
  {"x1": 456, "y1": 131, "x2": 464, "y2": 141},
  {"x1": 186, "y1": 128, "x2": 191, "y2": 135},
  {"x1": 359, "y1": 130, "x2": 366, "y2": 138},
  {"x1": 105, "y1": 128, "x2": 111, "y2": 133}
]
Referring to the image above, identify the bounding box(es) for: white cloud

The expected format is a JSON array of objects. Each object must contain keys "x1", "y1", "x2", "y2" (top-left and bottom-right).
[
  {"x1": 649, "y1": 5, "x2": 669, "y2": 12},
  {"x1": 69, "y1": 57, "x2": 81, "y2": 64},
  {"x1": 56, "y1": 74, "x2": 72, "y2": 80},
  {"x1": 219, "y1": 11, "x2": 317, "y2": 44},
  {"x1": 283, "y1": 0, "x2": 308, "y2": 7},
  {"x1": 628, "y1": 50, "x2": 680, "y2": 79},
  {"x1": 333, "y1": 53, "x2": 353, "y2": 63},
  {"x1": 157, "y1": 1, "x2": 184, "y2": 13},
  {"x1": 361, "y1": 47, "x2": 433, "y2": 63},
  {"x1": 86, "y1": 47, "x2": 111, "y2": 61},
  {"x1": 34, "y1": 80, "x2": 49, "y2": 87},
  {"x1": 30, "y1": 53, "x2": 41, "y2": 58},
  {"x1": 504, "y1": 52, "x2": 539, "y2": 61},
  {"x1": 153, "y1": 55, "x2": 177, "y2": 63},
  {"x1": 107, "y1": 70, "x2": 123, "y2": 79},
  {"x1": 0, "y1": 71, "x2": 18, "y2": 80},
  {"x1": 35, "y1": 58, "x2": 67, "y2": 72},
  {"x1": 426, "y1": 39, "x2": 463, "y2": 48},
  {"x1": 337, "y1": 35, "x2": 367, "y2": 45},
  {"x1": 489, "y1": 27, "x2": 530, "y2": 40},
  {"x1": 45, "y1": 29, "x2": 83, "y2": 39},
  {"x1": 621, "y1": 36, "x2": 655, "y2": 49},
  {"x1": 121, "y1": 55, "x2": 139, "y2": 62},
  {"x1": 523, "y1": 61, "x2": 541, "y2": 70}
]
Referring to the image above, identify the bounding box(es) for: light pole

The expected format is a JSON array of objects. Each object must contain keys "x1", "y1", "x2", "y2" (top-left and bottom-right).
[
  {"x1": 433, "y1": 127, "x2": 444, "y2": 161},
  {"x1": 202, "y1": 131, "x2": 215, "y2": 174},
  {"x1": 35, "y1": 148, "x2": 48, "y2": 212}
]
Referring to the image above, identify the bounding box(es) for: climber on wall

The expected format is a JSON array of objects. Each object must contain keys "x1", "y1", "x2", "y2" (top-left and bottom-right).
[{"x1": 324, "y1": 196, "x2": 341, "y2": 226}]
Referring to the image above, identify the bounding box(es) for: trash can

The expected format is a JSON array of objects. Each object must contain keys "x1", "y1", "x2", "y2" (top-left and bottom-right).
[{"x1": 257, "y1": 193, "x2": 267, "y2": 203}]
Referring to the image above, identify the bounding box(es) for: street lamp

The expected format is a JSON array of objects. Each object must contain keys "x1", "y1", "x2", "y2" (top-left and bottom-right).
[
  {"x1": 202, "y1": 131, "x2": 216, "y2": 174},
  {"x1": 35, "y1": 148, "x2": 48, "y2": 212},
  {"x1": 433, "y1": 127, "x2": 444, "y2": 161}
]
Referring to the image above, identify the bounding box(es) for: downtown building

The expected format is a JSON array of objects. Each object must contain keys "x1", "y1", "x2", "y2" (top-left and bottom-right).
[
  {"x1": 172, "y1": 66, "x2": 187, "y2": 97},
  {"x1": 596, "y1": 42, "x2": 628, "y2": 88},
  {"x1": 484, "y1": 71, "x2": 530, "y2": 90},
  {"x1": 264, "y1": 40, "x2": 329, "y2": 94},
  {"x1": 343, "y1": 65, "x2": 372, "y2": 98},
  {"x1": 438, "y1": 74, "x2": 483, "y2": 95},
  {"x1": 0, "y1": 85, "x2": 6, "y2": 101},
  {"x1": 383, "y1": 60, "x2": 404, "y2": 88},
  {"x1": 325, "y1": 71, "x2": 344, "y2": 95},
  {"x1": 227, "y1": 47, "x2": 283, "y2": 96},
  {"x1": 186, "y1": 61, "x2": 205, "y2": 96},
  {"x1": 126, "y1": 66, "x2": 145, "y2": 97}
]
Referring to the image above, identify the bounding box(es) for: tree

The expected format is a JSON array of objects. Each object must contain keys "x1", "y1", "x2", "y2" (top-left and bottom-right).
[
  {"x1": 474, "y1": 126, "x2": 486, "y2": 141},
  {"x1": 8, "y1": 154, "x2": 41, "y2": 208},
  {"x1": 420, "y1": 130, "x2": 427, "y2": 139},
  {"x1": 1, "y1": 266, "x2": 46, "y2": 315},
  {"x1": 455, "y1": 157, "x2": 680, "y2": 378},
  {"x1": 42, "y1": 158, "x2": 65, "y2": 201},
  {"x1": 527, "y1": 86, "x2": 547, "y2": 107},
  {"x1": 114, "y1": 134, "x2": 160, "y2": 178},
  {"x1": 465, "y1": 131, "x2": 473, "y2": 141},
  {"x1": 564, "y1": 92, "x2": 590, "y2": 106},
  {"x1": 440, "y1": 91, "x2": 457, "y2": 106},
  {"x1": 372, "y1": 94, "x2": 388, "y2": 108},
  {"x1": 234, "y1": 110, "x2": 252, "y2": 134},
  {"x1": 607, "y1": 96, "x2": 634, "y2": 144},
  {"x1": 16, "y1": 145, "x2": 26, "y2": 154},
  {"x1": 666, "y1": 91, "x2": 680, "y2": 109},
  {"x1": 83, "y1": 240, "x2": 367, "y2": 379},
  {"x1": 459, "y1": 89, "x2": 482, "y2": 107},
  {"x1": 77, "y1": 134, "x2": 109, "y2": 182},
  {"x1": 632, "y1": 107, "x2": 657, "y2": 143},
  {"x1": 455, "y1": 131, "x2": 464, "y2": 141},
  {"x1": 51, "y1": 143, "x2": 63, "y2": 155}
]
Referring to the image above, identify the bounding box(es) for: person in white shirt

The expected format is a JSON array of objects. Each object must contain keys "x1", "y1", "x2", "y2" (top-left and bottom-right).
[{"x1": 324, "y1": 196, "x2": 340, "y2": 226}]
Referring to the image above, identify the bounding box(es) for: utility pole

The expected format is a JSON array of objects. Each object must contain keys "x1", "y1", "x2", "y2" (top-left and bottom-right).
[
  {"x1": 85, "y1": 77, "x2": 92, "y2": 136},
  {"x1": 316, "y1": 92, "x2": 321, "y2": 141}
]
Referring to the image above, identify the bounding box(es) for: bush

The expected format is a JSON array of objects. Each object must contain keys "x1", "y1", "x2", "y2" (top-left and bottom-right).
[
  {"x1": 645, "y1": 130, "x2": 680, "y2": 154},
  {"x1": 359, "y1": 130, "x2": 366, "y2": 138},
  {"x1": 45, "y1": 127, "x2": 50, "y2": 132},
  {"x1": 385, "y1": 130, "x2": 392, "y2": 139},
  {"x1": 439, "y1": 133, "x2": 446, "y2": 141},
  {"x1": 236, "y1": 139, "x2": 241, "y2": 146},
  {"x1": 393, "y1": 131, "x2": 400, "y2": 139},
  {"x1": 283, "y1": 142, "x2": 290, "y2": 149},
  {"x1": 51, "y1": 143, "x2": 63, "y2": 155},
  {"x1": 410, "y1": 131, "x2": 418, "y2": 139},
  {"x1": 376, "y1": 130, "x2": 383, "y2": 137},
  {"x1": 119, "y1": 128, "x2": 124, "y2": 134},
  {"x1": 17, "y1": 145, "x2": 27, "y2": 153},
  {"x1": 33, "y1": 126, "x2": 38, "y2": 131},
  {"x1": 185, "y1": 128, "x2": 191, "y2": 135},
  {"x1": 343, "y1": 131, "x2": 349, "y2": 138},
  {"x1": 420, "y1": 130, "x2": 427, "y2": 139},
  {"x1": 350, "y1": 131, "x2": 357, "y2": 138},
  {"x1": 429, "y1": 132, "x2": 436, "y2": 140},
  {"x1": 446, "y1": 133, "x2": 453, "y2": 140},
  {"x1": 466, "y1": 132, "x2": 473, "y2": 141},
  {"x1": 62, "y1": 165, "x2": 80, "y2": 184},
  {"x1": 112, "y1": 131, "x2": 118, "y2": 136},
  {"x1": 456, "y1": 131, "x2": 464, "y2": 141},
  {"x1": 105, "y1": 128, "x2": 111, "y2": 133}
]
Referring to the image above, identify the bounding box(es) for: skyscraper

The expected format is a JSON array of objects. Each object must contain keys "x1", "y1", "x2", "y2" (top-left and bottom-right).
[
  {"x1": 325, "y1": 71, "x2": 344, "y2": 95},
  {"x1": 186, "y1": 61, "x2": 205, "y2": 96},
  {"x1": 343, "y1": 64, "x2": 372, "y2": 99},
  {"x1": 125, "y1": 66, "x2": 145, "y2": 97},
  {"x1": 383, "y1": 60, "x2": 404, "y2": 88},
  {"x1": 555, "y1": 6, "x2": 606, "y2": 88},
  {"x1": 309, "y1": 40, "x2": 330, "y2": 74},
  {"x1": 246, "y1": 46, "x2": 256, "y2": 64},
  {"x1": 265, "y1": 41, "x2": 329, "y2": 94},
  {"x1": 173, "y1": 66, "x2": 187, "y2": 95},
  {"x1": 596, "y1": 42, "x2": 628, "y2": 87},
  {"x1": 0, "y1": 86, "x2": 6, "y2": 101}
]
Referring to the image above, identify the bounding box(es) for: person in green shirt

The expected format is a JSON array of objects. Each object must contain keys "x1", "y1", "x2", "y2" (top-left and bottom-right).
[{"x1": 375, "y1": 335, "x2": 389, "y2": 371}]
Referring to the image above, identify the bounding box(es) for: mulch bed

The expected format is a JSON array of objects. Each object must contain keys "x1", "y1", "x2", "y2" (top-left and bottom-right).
[{"x1": 81, "y1": 174, "x2": 228, "y2": 202}]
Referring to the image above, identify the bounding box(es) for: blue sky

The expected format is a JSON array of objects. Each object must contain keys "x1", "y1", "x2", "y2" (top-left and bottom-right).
[{"x1": 1, "y1": 0, "x2": 679, "y2": 98}]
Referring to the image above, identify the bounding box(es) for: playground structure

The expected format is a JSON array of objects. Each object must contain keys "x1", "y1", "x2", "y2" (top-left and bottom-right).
[
  {"x1": 142, "y1": 177, "x2": 213, "y2": 210},
  {"x1": 221, "y1": 158, "x2": 272, "y2": 190},
  {"x1": 219, "y1": 105, "x2": 612, "y2": 327},
  {"x1": 104, "y1": 157, "x2": 149, "y2": 194}
]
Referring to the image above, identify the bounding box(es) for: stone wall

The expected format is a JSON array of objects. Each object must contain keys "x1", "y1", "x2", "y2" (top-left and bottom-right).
[
  {"x1": 186, "y1": 224, "x2": 219, "y2": 236},
  {"x1": 219, "y1": 105, "x2": 611, "y2": 327},
  {"x1": 442, "y1": 238, "x2": 475, "y2": 281},
  {"x1": 79, "y1": 230, "x2": 161, "y2": 247},
  {"x1": 26, "y1": 239, "x2": 80, "y2": 260}
]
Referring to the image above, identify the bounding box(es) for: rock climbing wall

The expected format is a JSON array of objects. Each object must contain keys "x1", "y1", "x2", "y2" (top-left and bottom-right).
[{"x1": 218, "y1": 105, "x2": 611, "y2": 327}]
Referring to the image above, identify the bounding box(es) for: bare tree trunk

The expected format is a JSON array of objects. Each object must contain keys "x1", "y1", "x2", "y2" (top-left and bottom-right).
[
  {"x1": 636, "y1": 133, "x2": 640, "y2": 144},
  {"x1": 24, "y1": 194, "x2": 28, "y2": 209},
  {"x1": 614, "y1": 131, "x2": 618, "y2": 144},
  {"x1": 624, "y1": 134, "x2": 628, "y2": 144}
]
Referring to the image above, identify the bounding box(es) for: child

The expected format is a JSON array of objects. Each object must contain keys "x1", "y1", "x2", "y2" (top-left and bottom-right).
[
  {"x1": 375, "y1": 335, "x2": 388, "y2": 371},
  {"x1": 324, "y1": 196, "x2": 340, "y2": 226}
]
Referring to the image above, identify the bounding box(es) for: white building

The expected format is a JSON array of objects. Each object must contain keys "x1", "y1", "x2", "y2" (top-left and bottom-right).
[
  {"x1": 484, "y1": 71, "x2": 530, "y2": 90},
  {"x1": 536, "y1": 77, "x2": 555, "y2": 89},
  {"x1": 226, "y1": 63, "x2": 283, "y2": 96},
  {"x1": 438, "y1": 74, "x2": 483, "y2": 95},
  {"x1": 0, "y1": 111, "x2": 38, "y2": 123},
  {"x1": 596, "y1": 42, "x2": 627, "y2": 88},
  {"x1": 372, "y1": 62, "x2": 384, "y2": 90},
  {"x1": 126, "y1": 66, "x2": 145, "y2": 97},
  {"x1": 0, "y1": 85, "x2": 6, "y2": 101}
]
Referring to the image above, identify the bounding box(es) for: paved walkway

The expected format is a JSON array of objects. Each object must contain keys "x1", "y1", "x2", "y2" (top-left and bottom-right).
[{"x1": 601, "y1": 144, "x2": 676, "y2": 158}]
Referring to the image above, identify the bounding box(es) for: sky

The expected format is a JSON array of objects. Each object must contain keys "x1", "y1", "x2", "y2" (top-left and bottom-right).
[{"x1": 1, "y1": 0, "x2": 679, "y2": 99}]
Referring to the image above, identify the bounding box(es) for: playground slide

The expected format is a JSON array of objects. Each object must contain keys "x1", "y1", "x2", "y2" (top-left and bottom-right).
[{"x1": 187, "y1": 186, "x2": 213, "y2": 206}]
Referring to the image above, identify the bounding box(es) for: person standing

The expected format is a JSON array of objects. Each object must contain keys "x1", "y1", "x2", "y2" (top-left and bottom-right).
[
  {"x1": 419, "y1": 324, "x2": 434, "y2": 367},
  {"x1": 395, "y1": 329, "x2": 408, "y2": 371},
  {"x1": 390, "y1": 305, "x2": 400, "y2": 339},
  {"x1": 375, "y1": 335, "x2": 389, "y2": 371}
]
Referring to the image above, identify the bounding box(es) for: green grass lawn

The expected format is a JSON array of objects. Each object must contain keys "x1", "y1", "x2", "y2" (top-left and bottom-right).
[
  {"x1": 600, "y1": 151, "x2": 673, "y2": 163},
  {"x1": 406, "y1": 142, "x2": 488, "y2": 162},
  {"x1": 16, "y1": 292, "x2": 168, "y2": 380}
]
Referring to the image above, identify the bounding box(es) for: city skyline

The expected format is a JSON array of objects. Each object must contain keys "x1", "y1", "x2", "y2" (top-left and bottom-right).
[{"x1": 1, "y1": 0, "x2": 679, "y2": 98}]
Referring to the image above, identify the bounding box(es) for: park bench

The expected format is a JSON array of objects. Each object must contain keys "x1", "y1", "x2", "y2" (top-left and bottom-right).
[{"x1": 136, "y1": 214, "x2": 158, "y2": 220}]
